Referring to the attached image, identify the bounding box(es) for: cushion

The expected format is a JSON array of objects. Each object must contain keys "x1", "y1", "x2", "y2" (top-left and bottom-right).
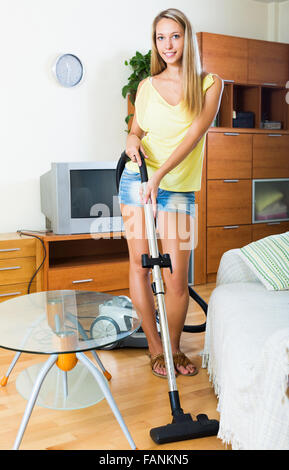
[
  {"x1": 255, "y1": 186, "x2": 283, "y2": 212},
  {"x1": 238, "y1": 231, "x2": 289, "y2": 291}
]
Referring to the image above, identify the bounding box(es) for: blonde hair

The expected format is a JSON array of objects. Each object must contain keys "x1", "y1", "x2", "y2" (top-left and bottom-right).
[{"x1": 151, "y1": 8, "x2": 203, "y2": 117}]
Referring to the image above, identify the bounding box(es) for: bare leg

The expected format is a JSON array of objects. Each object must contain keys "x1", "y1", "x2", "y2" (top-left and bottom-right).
[
  {"x1": 158, "y1": 210, "x2": 196, "y2": 375},
  {"x1": 120, "y1": 204, "x2": 166, "y2": 376}
]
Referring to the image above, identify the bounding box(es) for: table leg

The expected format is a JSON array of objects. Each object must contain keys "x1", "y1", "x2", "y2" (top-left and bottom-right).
[
  {"x1": 66, "y1": 312, "x2": 112, "y2": 380},
  {"x1": 62, "y1": 371, "x2": 68, "y2": 398},
  {"x1": 1, "y1": 351, "x2": 22, "y2": 386},
  {"x1": 13, "y1": 354, "x2": 58, "y2": 450},
  {"x1": 76, "y1": 352, "x2": 137, "y2": 450}
]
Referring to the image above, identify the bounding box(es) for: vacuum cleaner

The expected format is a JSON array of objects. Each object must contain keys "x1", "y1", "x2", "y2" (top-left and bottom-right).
[{"x1": 116, "y1": 151, "x2": 219, "y2": 445}]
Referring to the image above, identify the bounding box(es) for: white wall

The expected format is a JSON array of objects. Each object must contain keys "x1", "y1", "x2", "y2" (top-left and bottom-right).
[
  {"x1": 279, "y1": 1, "x2": 289, "y2": 42},
  {"x1": 0, "y1": 0, "x2": 284, "y2": 232}
]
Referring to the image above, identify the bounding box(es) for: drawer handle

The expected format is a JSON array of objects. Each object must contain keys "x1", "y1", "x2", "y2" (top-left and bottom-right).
[
  {"x1": 267, "y1": 222, "x2": 281, "y2": 225},
  {"x1": 224, "y1": 79, "x2": 234, "y2": 83},
  {"x1": 0, "y1": 266, "x2": 21, "y2": 271},
  {"x1": 0, "y1": 248, "x2": 21, "y2": 253},
  {"x1": 223, "y1": 179, "x2": 239, "y2": 183},
  {"x1": 0, "y1": 291, "x2": 21, "y2": 298},
  {"x1": 72, "y1": 278, "x2": 93, "y2": 284},
  {"x1": 223, "y1": 226, "x2": 239, "y2": 229},
  {"x1": 262, "y1": 82, "x2": 277, "y2": 86},
  {"x1": 268, "y1": 134, "x2": 282, "y2": 137},
  {"x1": 224, "y1": 132, "x2": 240, "y2": 136}
]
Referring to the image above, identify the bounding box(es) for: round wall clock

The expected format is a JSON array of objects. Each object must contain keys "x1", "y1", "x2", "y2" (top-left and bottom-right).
[{"x1": 54, "y1": 54, "x2": 84, "y2": 87}]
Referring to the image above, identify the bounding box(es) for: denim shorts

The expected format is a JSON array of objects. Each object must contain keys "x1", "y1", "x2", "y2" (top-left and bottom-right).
[{"x1": 118, "y1": 167, "x2": 195, "y2": 217}]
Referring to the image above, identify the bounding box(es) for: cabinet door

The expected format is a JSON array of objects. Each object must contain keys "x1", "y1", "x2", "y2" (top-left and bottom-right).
[
  {"x1": 252, "y1": 221, "x2": 289, "y2": 241},
  {"x1": 200, "y1": 33, "x2": 248, "y2": 83},
  {"x1": 207, "y1": 132, "x2": 252, "y2": 179},
  {"x1": 248, "y1": 40, "x2": 289, "y2": 86},
  {"x1": 253, "y1": 134, "x2": 289, "y2": 178},
  {"x1": 207, "y1": 180, "x2": 252, "y2": 226},
  {"x1": 207, "y1": 225, "x2": 252, "y2": 274}
]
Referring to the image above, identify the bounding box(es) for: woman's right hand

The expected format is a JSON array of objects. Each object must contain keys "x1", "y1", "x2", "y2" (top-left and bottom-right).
[{"x1": 126, "y1": 135, "x2": 148, "y2": 167}]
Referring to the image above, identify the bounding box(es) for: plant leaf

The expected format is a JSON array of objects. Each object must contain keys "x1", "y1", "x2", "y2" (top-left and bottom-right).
[{"x1": 125, "y1": 113, "x2": 134, "y2": 124}]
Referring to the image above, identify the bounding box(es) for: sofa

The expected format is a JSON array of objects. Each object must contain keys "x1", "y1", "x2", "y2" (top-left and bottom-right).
[{"x1": 202, "y1": 232, "x2": 289, "y2": 450}]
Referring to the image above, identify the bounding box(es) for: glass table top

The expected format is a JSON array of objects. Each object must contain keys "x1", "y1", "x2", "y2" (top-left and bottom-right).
[{"x1": 0, "y1": 290, "x2": 141, "y2": 355}]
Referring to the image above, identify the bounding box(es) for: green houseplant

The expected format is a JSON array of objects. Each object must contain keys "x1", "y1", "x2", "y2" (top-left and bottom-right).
[{"x1": 122, "y1": 50, "x2": 151, "y2": 126}]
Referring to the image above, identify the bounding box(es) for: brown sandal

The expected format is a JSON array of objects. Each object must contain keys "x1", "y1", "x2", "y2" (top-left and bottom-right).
[
  {"x1": 173, "y1": 352, "x2": 198, "y2": 376},
  {"x1": 150, "y1": 353, "x2": 167, "y2": 378},
  {"x1": 149, "y1": 353, "x2": 179, "y2": 379}
]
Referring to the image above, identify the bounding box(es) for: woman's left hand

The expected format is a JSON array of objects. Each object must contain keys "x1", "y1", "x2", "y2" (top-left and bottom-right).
[{"x1": 140, "y1": 172, "x2": 161, "y2": 218}]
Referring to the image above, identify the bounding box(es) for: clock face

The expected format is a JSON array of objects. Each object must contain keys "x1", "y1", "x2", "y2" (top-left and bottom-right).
[{"x1": 54, "y1": 54, "x2": 83, "y2": 87}]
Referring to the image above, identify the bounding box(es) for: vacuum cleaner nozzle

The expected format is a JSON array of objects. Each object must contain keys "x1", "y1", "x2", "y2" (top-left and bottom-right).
[{"x1": 150, "y1": 412, "x2": 219, "y2": 445}]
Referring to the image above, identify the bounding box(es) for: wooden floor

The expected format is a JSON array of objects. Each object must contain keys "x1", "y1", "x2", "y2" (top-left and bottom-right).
[{"x1": 0, "y1": 283, "x2": 229, "y2": 451}]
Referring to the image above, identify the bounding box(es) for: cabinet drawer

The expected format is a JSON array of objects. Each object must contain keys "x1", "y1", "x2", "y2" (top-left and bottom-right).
[
  {"x1": 207, "y1": 180, "x2": 252, "y2": 226},
  {"x1": 48, "y1": 257, "x2": 130, "y2": 292},
  {"x1": 0, "y1": 239, "x2": 35, "y2": 260},
  {"x1": 207, "y1": 133, "x2": 252, "y2": 179},
  {"x1": 207, "y1": 225, "x2": 252, "y2": 274},
  {"x1": 0, "y1": 257, "x2": 36, "y2": 285},
  {"x1": 0, "y1": 282, "x2": 36, "y2": 303},
  {"x1": 252, "y1": 221, "x2": 289, "y2": 242},
  {"x1": 253, "y1": 134, "x2": 289, "y2": 178}
]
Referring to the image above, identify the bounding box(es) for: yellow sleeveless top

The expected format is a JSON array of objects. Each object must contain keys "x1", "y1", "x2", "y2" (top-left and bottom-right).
[{"x1": 126, "y1": 73, "x2": 215, "y2": 192}]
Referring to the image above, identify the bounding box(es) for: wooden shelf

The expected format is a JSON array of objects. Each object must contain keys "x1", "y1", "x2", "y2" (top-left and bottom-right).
[{"x1": 208, "y1": 127, "x2": 289, "y2": 134}]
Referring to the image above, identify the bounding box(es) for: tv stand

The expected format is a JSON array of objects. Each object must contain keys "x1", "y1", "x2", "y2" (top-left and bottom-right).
[{"x1": 34, "y1": 232, "x2": 130, "y2": 295}]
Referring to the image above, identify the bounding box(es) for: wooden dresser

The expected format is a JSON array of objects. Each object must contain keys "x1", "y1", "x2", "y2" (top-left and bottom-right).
[
  {"x1": 0, "y1": 232, "x2": 131, "y2": 297},
  {"x1": 0, "y1": 233, "x2": 37, "y2": 302}
]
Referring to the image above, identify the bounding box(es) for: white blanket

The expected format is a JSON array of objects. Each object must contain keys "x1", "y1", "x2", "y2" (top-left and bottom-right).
[{"x1": 202, "y1": 250, "x2": 289, "y2": 450}]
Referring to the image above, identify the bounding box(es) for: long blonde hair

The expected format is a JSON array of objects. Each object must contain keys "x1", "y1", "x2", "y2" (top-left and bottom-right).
[{"x1": 151, "y1": 8, "x2": 203, "y2": 117}]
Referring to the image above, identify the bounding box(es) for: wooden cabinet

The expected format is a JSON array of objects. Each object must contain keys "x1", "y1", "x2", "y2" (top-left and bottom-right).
[
  {"x1": 198, "y1": 32, "x2": 248, "y2": 83},
  {"x1": 207, "y1": 179, "x2": 252, "y2": 227},
  {"x1": 0, "y1": 234, "x2": 36, "y2": 302},
  {"x1": 197, "y1": 33, "x2": 289, "y2": 133},
  {"x1": 197, "y1": 32, "x2": 289, "y2": 87},
  {"x1": 248, "y1": 39, "x2": 289, "y2": 87},
  {"x1": 36, "y1": 233, "x2": 130, "y2": 295},
  {"x1": 193, "y1": 32, "x2": 289, "y2": 284},
  {"x1": 204, "y1": 129, "x2": 289, "y2": 282},
  {"x1": 253, "y1": 134, "x2": 289, "y2": 178},
  {"x1": 207, "y1": 132, "x2": 252, "y2": 179}
]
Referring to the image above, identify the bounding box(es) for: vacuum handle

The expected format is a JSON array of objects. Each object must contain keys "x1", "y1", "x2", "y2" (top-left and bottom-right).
[
  {"x1": 117, "y1": 150, "x2": 148, "y2": 186},
  {"x1": 138, "y1": 150, "x2": 148, "y2": 183}
]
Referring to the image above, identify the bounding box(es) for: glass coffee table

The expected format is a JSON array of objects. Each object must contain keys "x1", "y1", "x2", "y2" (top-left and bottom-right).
[{"x1": 0, "y1": 290, "x2": 141, "y2": 450}]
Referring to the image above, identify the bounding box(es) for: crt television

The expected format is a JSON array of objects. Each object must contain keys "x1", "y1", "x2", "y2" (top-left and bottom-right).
[{"x1": 40, "y1": 161, "x2": 124, "y2": 234}]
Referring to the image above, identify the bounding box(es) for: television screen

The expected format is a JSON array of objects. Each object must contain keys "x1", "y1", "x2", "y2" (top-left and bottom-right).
[{"x1": 70, "y1": 169, "x2": 121, "y2": 219}]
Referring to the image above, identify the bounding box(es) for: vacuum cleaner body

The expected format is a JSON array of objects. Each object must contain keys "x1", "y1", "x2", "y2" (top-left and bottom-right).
[{"x1": 92, "y1": 295, "x2": 159, "y2": 349}]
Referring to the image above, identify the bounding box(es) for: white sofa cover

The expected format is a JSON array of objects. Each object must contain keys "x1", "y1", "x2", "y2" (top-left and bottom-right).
[{"x1": 202, "y1": 249, "x2": 289, "y2": 450}]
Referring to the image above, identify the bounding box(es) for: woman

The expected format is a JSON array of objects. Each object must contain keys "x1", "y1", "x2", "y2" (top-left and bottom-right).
[{"x1": 119, "y1": 8, "x2": 223, "y2": 378}]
